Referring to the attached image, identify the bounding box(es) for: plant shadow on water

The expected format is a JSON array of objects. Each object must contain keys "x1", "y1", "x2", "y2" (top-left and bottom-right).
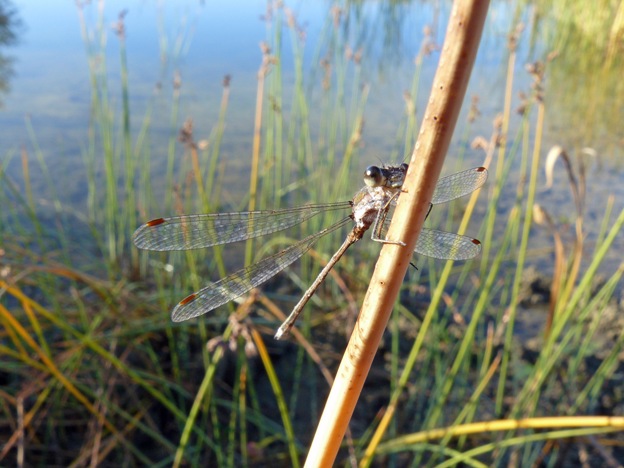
[{"x1": 1, "y1": 1, "x2": 624, "y2": 466}]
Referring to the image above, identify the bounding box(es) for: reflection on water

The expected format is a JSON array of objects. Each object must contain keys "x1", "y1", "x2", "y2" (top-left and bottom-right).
[
  {"x1": 0, "y1": 1, "x2": 622, "y2": 230},
  {"x1": 528, "y1": 0, "x2": 624, "y2": 156},
  {"x1": 0, "y1": 0, "x2": 21, "y2": 107}
]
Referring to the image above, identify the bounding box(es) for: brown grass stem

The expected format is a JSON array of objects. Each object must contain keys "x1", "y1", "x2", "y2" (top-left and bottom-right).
[
  {"x1": 304, "y1": 1, "x2": 490, "y2": 466},
  {"x1": 246, "y1": 43, "x2": 274, "y2": 266}
]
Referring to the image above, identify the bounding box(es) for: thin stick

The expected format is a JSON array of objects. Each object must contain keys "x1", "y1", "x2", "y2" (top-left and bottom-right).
[
  {"x1": 246, "y1": 43, "x2": 273, "y2": 266},
  {"x1": 304, "y1": 1, "x2": 490, "y2": 466}
]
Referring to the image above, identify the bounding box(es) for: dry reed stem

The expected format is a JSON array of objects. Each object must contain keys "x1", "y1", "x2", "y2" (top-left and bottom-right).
[{"x1": 304, "y1": 1, "x2": 490, "y2": 466}]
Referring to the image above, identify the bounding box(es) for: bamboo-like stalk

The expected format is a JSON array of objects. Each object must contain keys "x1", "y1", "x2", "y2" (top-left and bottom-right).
[{"x1": 304, "y1": 1, "x2": 490, "y2": 466}]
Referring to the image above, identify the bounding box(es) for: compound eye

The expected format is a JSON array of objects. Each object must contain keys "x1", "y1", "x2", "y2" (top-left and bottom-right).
[
  {"x1": 364, "y1": 166, "x2": 385, "y2": 187},
  {"x1": 400, "y1": 163, "x2": 409, "y2": 172}
]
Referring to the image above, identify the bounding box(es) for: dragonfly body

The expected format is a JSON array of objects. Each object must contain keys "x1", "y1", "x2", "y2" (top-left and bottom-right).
[{"x1": 133, "y1": 164, "x2": 487, "y2": 339}]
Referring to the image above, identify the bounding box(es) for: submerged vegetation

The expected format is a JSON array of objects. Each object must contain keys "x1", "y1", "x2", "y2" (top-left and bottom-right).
[{"x1": 1, "y1": 1, "x2": 624, "y2": 466}]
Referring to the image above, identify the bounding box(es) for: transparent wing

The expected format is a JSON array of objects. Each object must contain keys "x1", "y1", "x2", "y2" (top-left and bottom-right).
[
  {"x1": 171, "y1": 217, "x2": 352, "y2": 321},
  {"x1": 132, "y1": 202, "x2": 351, "y2": 251},
  {"x1": 432, "y1": 167, "x2": 488, "y2": 205},
  {"x1": 372, "y1": 213, "x2": 480, "y2": 260},
  {"x1": 415, "y1": 229, "x2": 481, "y2": 260}
]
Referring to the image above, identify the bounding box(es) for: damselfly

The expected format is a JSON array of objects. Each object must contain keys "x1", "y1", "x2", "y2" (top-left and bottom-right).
[{"x1": 133, "y1": 164, "x2": 487, "y2": 339}]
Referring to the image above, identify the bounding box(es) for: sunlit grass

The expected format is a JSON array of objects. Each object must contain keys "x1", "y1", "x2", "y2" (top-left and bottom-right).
[{"x1": 1, "y1": 1, "x2": 623, "y2": 466}]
